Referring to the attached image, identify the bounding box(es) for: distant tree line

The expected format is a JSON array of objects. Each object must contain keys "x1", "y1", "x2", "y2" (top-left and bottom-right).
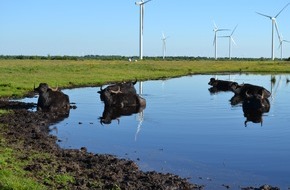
[{"x1": 0, "y1": 55, "x2": 289, "y2": 61}]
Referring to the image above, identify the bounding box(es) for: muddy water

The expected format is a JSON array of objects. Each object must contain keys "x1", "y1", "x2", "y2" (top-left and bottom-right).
[{"x1": 24, "y1": 74, "x2": 290, "y2": 189}]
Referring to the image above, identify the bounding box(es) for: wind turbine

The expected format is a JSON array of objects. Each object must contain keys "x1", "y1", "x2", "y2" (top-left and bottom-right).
[
  {"x1": 135, "y1": 0, "x2": 152, "y2": 60},
  {"x1": 275, "y1": 22, "x2": 290, "y2": 60},
  {"x1": 161, "y1": 32, "x2": 169, "y2": 59},
  {"x1": 256, "y1": 3, "x2": 290, "y2": 60},
  {"x1": 278, "y1": 35, "x2": 290, "y2": 60},
  {"x1": 213, "y1": 22, "x2": 229, "y2": 60},
  {"x1": 220, "y1": 25, "x2": 238, "y2": 60}
]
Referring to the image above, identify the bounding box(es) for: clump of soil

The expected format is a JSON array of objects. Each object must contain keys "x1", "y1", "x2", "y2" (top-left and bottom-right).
[{"x1": 0, "y1": 99, "x2": 202, "y2": 190}]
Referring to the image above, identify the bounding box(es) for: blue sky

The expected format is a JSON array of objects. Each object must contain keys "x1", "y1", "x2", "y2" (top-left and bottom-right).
[{"x1": 1, "y1": 0, "x2": 290, "y2": 58}]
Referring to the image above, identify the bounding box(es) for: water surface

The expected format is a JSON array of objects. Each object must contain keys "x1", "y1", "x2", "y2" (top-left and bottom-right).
[{"x1": 26, "y1": 74, "x2": 290, "y2": 189}]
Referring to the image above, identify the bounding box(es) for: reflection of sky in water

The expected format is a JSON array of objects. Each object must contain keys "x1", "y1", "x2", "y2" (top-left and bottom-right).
[{"x1": 21, "y1": 74, "x2": 290, "y2": 190}]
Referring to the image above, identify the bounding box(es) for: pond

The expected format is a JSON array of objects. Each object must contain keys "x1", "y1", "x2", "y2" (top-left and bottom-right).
[{"x1": 24, "y1": 74, "x2": 290, "y2": 189}]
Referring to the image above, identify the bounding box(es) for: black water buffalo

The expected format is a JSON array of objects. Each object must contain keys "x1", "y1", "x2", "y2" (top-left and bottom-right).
[
  {"x1": 99, "y1": 104, "x2": 145, "y2": 125},
  {"x1": 242, "y1": 91, "x2": 270, "y2": 126},
  {"x1": 34, "y1": 83, "x2": 70, "y2": 113},
  {"x1": 101, "y1": 87, "x2": 146, "y2": 108},
  {"x1": 230, "y1": 83, "x2": 271, "y2": 98},
  {"x1": 98, "y1": 81, "x2": 137, "y2": 101},
  {"x1": 208, "y1": 78, "x2": 238, "y2": 93},
  {"x1": 98, "y1": 81, "x2": 146, "y2": 124},
  {"x1": 98, "y1": 80, "x2": 146, "y2": 108}
]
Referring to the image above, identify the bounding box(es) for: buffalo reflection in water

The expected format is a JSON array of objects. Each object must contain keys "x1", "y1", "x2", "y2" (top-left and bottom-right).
[
  {"x1": 208, "y1": 78, "x2": 237, "y2": 94},
  {"x1": 208, "y1": 78, "x2": 271, "y2": 126},
  {"x1": 242, "y1": 92, "x2": 270, "y2": 127},
  {"x1": 99, "y1": 105, "x2": 145, "y2": 125},
  {"x1": 98, "y1": 81, "x2": 146, "y2": 125}
]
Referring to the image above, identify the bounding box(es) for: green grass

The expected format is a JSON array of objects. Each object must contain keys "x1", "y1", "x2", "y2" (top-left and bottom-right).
[
  {"x1": 1, "y1": 59, "x2": 290, "y2": 98},
  {"x1": 0, "y1": 130, "x2": 77, "y2": 190},
  {"x1": 0, "y1": 140, "x2": 46, "y2": 190},
  {"x1": 0, "y1": 110, "x2": 10, "y2": 115}
]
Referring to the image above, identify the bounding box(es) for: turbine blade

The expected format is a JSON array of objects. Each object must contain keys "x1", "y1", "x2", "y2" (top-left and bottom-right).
[
  {"x1": 275, "y1": 3, "x2": 290, "y2": 18},
  {"x1": 231, "y1": 37, "x2": 237, "y2": 46},
  {"x1": 231, "y1": 24, "x2": 238, "y2": 36},
  {"x1": 142, "y1": 0, "x2": 152, "y2": 5},
  {"x1": 256, "y1": 12, "x2": 272, "y2": 19},
  {"x1": 275, "y1": 21, "x2": 281, "y2": 42},
  {"x1": 278, "y1": 41, "x2": 282, "y2": 49},
  {"x1": 213, "y1": 20, "x2": 218, "y2": 30},
  {"x1": 217, "y1": 29, "x2": 230, "y2": 32}
]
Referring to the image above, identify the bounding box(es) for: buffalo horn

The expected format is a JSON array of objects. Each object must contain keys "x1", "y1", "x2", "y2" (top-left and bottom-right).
[
  {"x1": 49, "y1": 85, "x2": 59, "y2": 91},
  {"x1": 110, "y1": 87, "x2": 122, "y2": 94},
  {"x1": 261, "y1": 90, "x2": 264, "y2": 99},
  {"x1": 245, "y1": 90, "x2": 251, "y2": 98}
]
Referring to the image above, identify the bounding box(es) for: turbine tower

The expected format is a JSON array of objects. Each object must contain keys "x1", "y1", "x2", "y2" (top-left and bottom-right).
[
  {"x1": 279, "y1": 38, "x2": 290, "y2": 60},
  {"x1": 256, "y1": 3, "x2": 290, "y2": 60},
  {"x1": 220, "y1": 25, "x2": 238, "y2": 60},
  {"x1": 162, "y1": 32, "x2": 169, "y2": 59},
  {"x1": 135, "y1": 0, "x2": 152, "y2": 60},
  {"x1": 213, "y1": 22, "x2": 229, "y2": 60}
]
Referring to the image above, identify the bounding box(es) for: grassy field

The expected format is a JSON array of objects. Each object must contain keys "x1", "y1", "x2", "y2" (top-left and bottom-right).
[{"x1": 1, "y1": 59, "x2": 290, "y2": 98}]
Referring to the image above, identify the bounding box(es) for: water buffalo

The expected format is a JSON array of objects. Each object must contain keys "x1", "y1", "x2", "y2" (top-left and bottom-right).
[
  {"x1": 34, "y1": 83, "x2": 70, "y2": 113},
  {"x1": 99, "y1": 104, "x2": 145, "y2": 125},
  {"x1": 208, "y1": 78, "x2": 238, "y2": 93},
  {"x1": 242, "y1": 91, "x2": 270, "y2": 126},
  {"x1": 98, "y1": 80, "x2": 146, "y2": 108},
  {"x1": 98, "y1": 81, "x2": 137, "y2": 101},
  {"x1": 98, "y1": 81, "x2": 146, "y2": 125},
  {"x1": 102, "y1": 86, "x2": 146, "y2": 108},
  {"x1": 230, "y1": 83, "x2": 271, "y2": 98}
]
